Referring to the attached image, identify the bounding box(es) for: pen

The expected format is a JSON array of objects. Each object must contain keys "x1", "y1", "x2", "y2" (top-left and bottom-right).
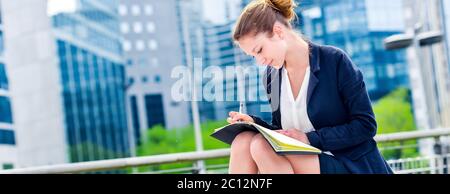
[
  {"x1": 237, "y1": 101, "x2": 244, "y2": 122},
  {"x1": 239, "y1": 101, "x2": 243, "y2": 114}
]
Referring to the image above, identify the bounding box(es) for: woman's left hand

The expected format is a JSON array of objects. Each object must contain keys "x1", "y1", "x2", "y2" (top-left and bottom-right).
[{"x1": 275, "y1": 129, "x2": 310, "y2": 145}]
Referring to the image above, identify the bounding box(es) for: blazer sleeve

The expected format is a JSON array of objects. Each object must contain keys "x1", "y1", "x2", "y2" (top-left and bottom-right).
[
  {"x1": 306, "y1": 50, "x2": 377, "y2": 151},
  {"x1": 249, "y1": 115, "x2": 279, "y2": 130}
]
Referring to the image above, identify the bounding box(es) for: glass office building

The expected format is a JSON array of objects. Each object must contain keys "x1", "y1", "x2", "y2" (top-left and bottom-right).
[
  {"x1": 241, "y1": 0, "x2": 409, "y2": 100},
  {"x1": 299, "y1": 0, "x2": 409, "y2": 100},
  {"x1": 51, "y1": 0, "x2": 129, "y2": 162},
  {"x1": 0, "y1": 62, "x2": 14, "y2": 147},
  {"x1": 120, "y1": 0, "x2": 191, "y2": 147},
  {"x1": 0, "y1": 7, "x2": 17, "y2": 169}
]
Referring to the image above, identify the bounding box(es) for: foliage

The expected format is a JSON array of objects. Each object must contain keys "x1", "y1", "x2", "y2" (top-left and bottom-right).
[{"x1": 373, "y1": 87, "x2": 418, "y2": 159}]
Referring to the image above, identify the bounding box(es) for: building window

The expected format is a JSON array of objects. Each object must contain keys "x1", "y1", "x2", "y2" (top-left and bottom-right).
[
  {"x1": 0, "y1": 129, "x2": 15, "y2": 145},
  {"x1": 144, "y1": 5, "x2": 154, "y2": 15},
  {"x1": 135, "y1": 40, "x2": 145, "y2": 51},
  {"x1": 130, "y1": 96, "x2": 141, "y2": 145},
  {"x1": 314, "y1": 22, "x2": 323, "y2": 36},
  {"x1": 128, "y1": 77, "x2": 134, "y2": 85},
  {"x1": 148, "y1": 40, "x2": 158, "y2": 51},
  {"x1": 131, "y1": 5, "x2": 141, "y2": 16},
  {"x1": 120, "y1": 22, "x2": 129, "y2": 34},
  {"x1": 154, "y1": 75, "x2": 161, "y2": 83},
  {"x1": 142, "y1": 76, "x2": 148, "y2": 83},
  {"x1": 0, "y1": 97, "x2": 13, "y2": 124},
  {"x1": 133, "y1": 22, "x2": 143, "y2": 33},
  {"x1": 144, "y1": 94, "x2": 166, "y2": 128},
  {"x1": 123, "y1": 40, "x2": 132, "y2": 51},
  {"x1": 387, "y1": 64, "x2": 395, "y2": 78},
  {"x1": 118, "y1": 5, "x2": 127, "y2": 16},
  {"x1": 2, "y1": 163, "x2": 14, "y2": 170},
  {"x1": 146, "y1": 22, "x2": 155, "y2": 33},
  {"x1": 0, "y1": 63, "x2": 8, "y2": 90},
  {"x1": 126, "y1": 59, "x2": 133, "y2": 66}
]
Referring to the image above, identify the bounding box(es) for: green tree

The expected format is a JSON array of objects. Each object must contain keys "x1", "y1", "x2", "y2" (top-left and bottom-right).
[
  {"x1": 373, "y1": 87, "x2": 418, "y2": 159},
  {"x1": 135, "y1": 120, "x2": 230, "y2": 173}
]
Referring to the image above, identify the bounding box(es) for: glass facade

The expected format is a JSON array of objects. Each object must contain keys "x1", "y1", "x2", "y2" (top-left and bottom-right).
[
  {"x1": 57, "y1": 39, "x2": 129, "y2": 162},
  {"x1": 129, "y1": 95, "x2": 141, "y2": 145},
  {"x1": 51, "y1": 0, "x2": 122, "y2": 56},
  {"x1": 0, "y1": 129, "x2": 15, "y2": 145},
  {"x1": 0, "y1": 63, "x2": 8, "y2": 90},
  {"x1": 144, "y1": 94, "x2": 165, "y2": 129},
  {"x1": 299, "y1": 0, "x2": 409, "y2": 100},
  {"x1": 0, "y1": 96, "x2": 13, "y2": 124},
  {"x1": 1, "y1": 11, "x2": 16, "y2": 146},
  {"x1": 53, "y1": 0, "x2": 129, "y2": 162}
]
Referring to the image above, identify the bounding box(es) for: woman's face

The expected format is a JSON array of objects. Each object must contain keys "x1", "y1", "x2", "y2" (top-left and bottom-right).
[{"x1": 237, "y1": 26, "x2": 288, "y2": 69}]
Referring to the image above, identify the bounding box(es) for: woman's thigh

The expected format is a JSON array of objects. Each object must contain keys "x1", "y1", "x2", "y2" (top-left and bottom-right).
[{"x1": 284, "y1": 154, "x2": 320, "y2": 174}]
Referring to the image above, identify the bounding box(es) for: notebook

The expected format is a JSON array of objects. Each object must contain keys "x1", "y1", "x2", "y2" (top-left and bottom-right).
[{"x1": 210, "y1": 122, "x2": 322, "y2": 155}]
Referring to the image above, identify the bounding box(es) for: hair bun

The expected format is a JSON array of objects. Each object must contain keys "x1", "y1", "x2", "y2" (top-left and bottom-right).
[{"x1": 264, "y1": 0, "x2": 297, "y2": 21}]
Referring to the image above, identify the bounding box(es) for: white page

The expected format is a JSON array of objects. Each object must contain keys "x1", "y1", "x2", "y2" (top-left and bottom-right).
[{"x1": 250, "y1": 123, "x2": 320, "y2": 152}]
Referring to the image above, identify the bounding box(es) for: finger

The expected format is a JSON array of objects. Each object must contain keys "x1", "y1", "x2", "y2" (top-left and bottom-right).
[
  {"x1": 229, "y1": 111, "x2": 238, "y2": 117},
  {"x1": 232, "y1": 114, "x2": 246, "y2": 121},
  {"x1": 227, "y1": 117, "x2": 235, "y2": 124},
  {"x1": 276, "y1": 130, "x2": 287, "y2": 134}
]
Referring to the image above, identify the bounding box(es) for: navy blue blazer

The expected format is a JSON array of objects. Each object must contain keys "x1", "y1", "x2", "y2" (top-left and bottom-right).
[{"x1": 250, "y1": 42, "x2": 393, "y2": 174}]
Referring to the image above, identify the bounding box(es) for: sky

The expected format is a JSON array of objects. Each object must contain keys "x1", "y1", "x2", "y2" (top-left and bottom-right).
[
  {"x1": 47, "y1": 0, "x2": 241, "y2": 24},
  {"x1": 202, "y1": 0, "x2": 242, "y2": 24}
]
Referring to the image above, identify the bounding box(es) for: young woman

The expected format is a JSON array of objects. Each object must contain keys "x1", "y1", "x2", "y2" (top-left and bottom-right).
[{"x1": 226, "y1": 0, "x2": 393, "y2": 174}]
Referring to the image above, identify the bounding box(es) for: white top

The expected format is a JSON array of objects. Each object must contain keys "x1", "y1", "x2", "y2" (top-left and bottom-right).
[
  {"x1": 280, "y1": 67, "x2": 332, "y2": 155},
  {"x1": 280, "y1": 66, "x2": 315, "y2": 133}
]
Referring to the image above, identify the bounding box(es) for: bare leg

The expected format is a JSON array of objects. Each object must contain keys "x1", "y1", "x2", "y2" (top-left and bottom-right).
[
  {"x1": 285, "y1": 155, "x2": 320, "y2": 174},
  {"x1": 229, "y1": 131, "x2": 259, "y2": 174},
  {"x1": 249, "y1": 134, "x2": 294, "y2": 174},
  {"x1": 250, "y1": 134, "x2": 321, "y2": 174}
]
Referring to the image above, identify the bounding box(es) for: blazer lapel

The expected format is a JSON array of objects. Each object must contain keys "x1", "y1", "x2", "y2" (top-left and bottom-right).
[{"x1": 307, "y1": 42, "x2": 321, "y2": 106}]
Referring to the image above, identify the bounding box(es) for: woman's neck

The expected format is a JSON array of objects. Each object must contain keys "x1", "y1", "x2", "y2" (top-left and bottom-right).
[{"x1": 284, "y1": 33, "x2": 310, "y2": 74}]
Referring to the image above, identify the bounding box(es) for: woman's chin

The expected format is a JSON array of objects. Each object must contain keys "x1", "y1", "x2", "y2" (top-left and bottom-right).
[{"x1": 271, "y1": 63, "x2": 283, "y2": 70}]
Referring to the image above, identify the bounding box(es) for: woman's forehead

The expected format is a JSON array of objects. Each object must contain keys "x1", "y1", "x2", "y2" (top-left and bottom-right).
[
  {"x1": 240, "y1": 33, "x2": 266, "y2": 44},
  {"x1": 238, "y1": 33, "x2": 267, "y2": 54}
]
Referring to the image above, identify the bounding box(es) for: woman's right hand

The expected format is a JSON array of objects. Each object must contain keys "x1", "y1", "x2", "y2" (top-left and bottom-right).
[{"x1": 227, "y1": 111, "x2": 254, "y2": 124}]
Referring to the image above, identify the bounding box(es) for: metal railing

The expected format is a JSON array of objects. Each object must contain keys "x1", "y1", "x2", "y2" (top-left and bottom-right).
[{"x1": 1, "y1": 128, "x2": 450, "y2": 174}]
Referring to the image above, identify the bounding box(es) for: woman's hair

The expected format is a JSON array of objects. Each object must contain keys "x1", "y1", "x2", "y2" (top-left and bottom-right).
[{"x1": 233, "y1": 0, "x2": 298, "y2": 41}]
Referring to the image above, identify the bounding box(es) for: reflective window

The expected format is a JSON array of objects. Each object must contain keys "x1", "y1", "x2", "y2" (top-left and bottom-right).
[
  {"x1": 0, "y1": 63, "x2": 8, "y2": 90},
  {"x1": 0, "y1": 129, "x2": 15, "y2": 145},
  {"x1": 120, "y1": 22, "x2": 129, "y2": 34},
  {"x1": 118, "y1": 4, "x2": 127, "y2": 16},
  {"x1": 133, "y1": 22, "x2": 143, "y2": 33},
  {"x1": 135, "y1": 40, "x2": 145, "y2": 51},
  {"x1": 0, "y1": 96, "x2": 13, "y2": 124},
  {"x1": 144, "y1": 4, "x2": 154, "y2": 15},
  {"x1": 131, "y1": 5, "x2": 141, "y2": 16},
  {"x1": 146, "y1": 22, "x2": 155, "y2": 33},
  {"x1": 148, "y1": 40, "x2": 158, "y2": 50}
]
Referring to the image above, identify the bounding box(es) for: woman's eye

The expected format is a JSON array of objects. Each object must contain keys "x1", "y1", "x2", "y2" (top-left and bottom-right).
[{"x1": 257, "y1": 48, "x2": 262, "y2": 54}]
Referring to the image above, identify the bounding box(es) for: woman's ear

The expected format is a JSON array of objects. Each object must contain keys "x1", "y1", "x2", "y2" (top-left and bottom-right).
[{"x1": 272, "y1": 22, "x2": 285, "y2": 39}]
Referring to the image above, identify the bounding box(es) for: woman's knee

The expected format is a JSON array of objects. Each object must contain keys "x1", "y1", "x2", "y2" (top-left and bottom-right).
[
  {"x1": 249, "y1": 134, "x2": 272, "y2": 158},
  {"x1": 231, "y1": 131, "x2": 257, "y2": 152}
]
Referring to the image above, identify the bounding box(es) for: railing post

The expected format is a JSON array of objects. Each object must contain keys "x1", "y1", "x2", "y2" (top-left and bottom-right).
[{"x1": 433, "y1": 137, "x2": 444, "y2": 174}]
